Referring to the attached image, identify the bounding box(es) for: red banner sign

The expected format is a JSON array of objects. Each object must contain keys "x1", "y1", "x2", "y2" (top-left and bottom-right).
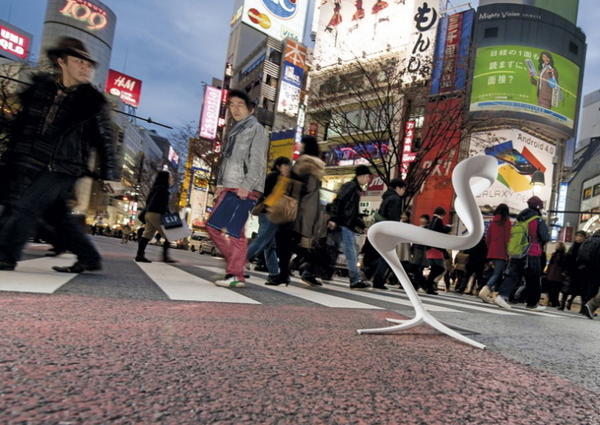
[
  {"x1": 400, "y1": 120, "x2": 417, "y2": 180},
  {"x1": 105, "y1": 69, "x2": 142, "y2": 108}
]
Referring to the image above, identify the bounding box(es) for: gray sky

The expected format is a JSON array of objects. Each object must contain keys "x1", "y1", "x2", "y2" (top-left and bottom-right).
[{"x1": 2, "y1": 0, "x2": 599, "y2": 139}]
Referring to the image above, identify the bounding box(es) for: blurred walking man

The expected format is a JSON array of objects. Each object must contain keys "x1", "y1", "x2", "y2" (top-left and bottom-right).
[{"x1": 0, "y1": 37, "x2": 116, "y2": 273}]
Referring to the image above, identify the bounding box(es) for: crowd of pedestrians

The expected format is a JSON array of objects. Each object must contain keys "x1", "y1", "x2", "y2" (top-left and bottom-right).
[{"x1": 1, "y1": 37, "x2": 598, "y2": 320}]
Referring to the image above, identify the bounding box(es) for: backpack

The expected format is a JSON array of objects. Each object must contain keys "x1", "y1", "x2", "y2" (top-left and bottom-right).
[{"x1": 507, "y1": 216, "x2": 539, "y2": 259}]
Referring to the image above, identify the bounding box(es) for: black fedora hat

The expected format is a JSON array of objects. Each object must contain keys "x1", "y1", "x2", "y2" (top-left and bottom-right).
[{"x1": 47, "y1": 37, "x2": 97, "y2": 66}]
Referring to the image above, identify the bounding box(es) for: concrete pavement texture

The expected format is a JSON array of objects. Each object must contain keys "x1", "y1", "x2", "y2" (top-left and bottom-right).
[{"x1": 1, "y1": 293, "x2": 599, "y2": 425}]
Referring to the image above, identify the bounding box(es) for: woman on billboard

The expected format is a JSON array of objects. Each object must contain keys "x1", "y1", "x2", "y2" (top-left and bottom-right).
[{"x1": 527, "y1": 51, "x2": 560, "y2": 110}]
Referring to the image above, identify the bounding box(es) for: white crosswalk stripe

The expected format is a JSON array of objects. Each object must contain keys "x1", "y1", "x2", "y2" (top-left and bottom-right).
[
  {"x1": 136, "y1": 262, "x2": 260, "y2": 304},
  {"x1": 0, "y1": 255, "x2": 79, "y2": 294}
]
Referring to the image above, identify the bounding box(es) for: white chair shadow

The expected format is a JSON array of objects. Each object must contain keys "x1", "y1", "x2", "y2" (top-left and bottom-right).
[{"x1": 357, "y1": 155, "x2": 498, "y2": 349}]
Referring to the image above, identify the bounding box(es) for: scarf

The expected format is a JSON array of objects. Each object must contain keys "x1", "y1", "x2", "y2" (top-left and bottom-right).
[{"x1": 223, "y1": 115, "x2": 257, "y2": 158}]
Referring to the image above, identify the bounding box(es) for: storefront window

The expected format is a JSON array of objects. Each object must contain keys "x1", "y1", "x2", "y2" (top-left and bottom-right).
[{"x1": 583, "y1": 187, "x2": 593, "y2": 200}]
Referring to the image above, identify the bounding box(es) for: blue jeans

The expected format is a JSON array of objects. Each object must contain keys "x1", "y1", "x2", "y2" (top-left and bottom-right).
[
  {"x1": 340, "y1": 226, "x2": 361, "y2": 284},
  {"x1": 486, "y1": 259, "x2": 507, "y2": 290},
  {"x1": 247, "y1": 213, "x2": 279, "y2": 276},
  {"x1": 0, "y1": 171, "x2": 100, "y2": 265}
]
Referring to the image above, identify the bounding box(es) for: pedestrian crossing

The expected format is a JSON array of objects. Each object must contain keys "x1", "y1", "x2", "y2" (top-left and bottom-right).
[{"x1": 0, "y1": 254, "x2": 584, "y2": 320}]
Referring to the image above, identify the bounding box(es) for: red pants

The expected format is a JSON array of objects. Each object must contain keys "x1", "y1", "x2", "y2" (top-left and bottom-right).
[{"x1": 206, "y1": 189, "x2": 256, "y2": 281}]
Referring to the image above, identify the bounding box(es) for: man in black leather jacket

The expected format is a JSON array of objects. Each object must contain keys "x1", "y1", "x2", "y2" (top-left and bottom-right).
[{"x1": 0, "y1": 37, "x2": 116, "y2": 273}]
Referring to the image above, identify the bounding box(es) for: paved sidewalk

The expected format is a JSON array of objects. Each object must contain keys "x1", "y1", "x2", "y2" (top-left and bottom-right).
[{"x1": 1, "y1": 293, "x2": 598, "y2": 424}]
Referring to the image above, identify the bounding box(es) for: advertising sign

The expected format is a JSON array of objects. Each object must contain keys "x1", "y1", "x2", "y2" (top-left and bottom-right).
[
  {"x1": 470, "y1": 45, "x2": 580, "y2": 130},
  {"x1": 283, "y1": 38, "x2": 308, "y2": 70},
  {"x1": 0, "y1": 20, "x2": 32, "y2": 61},
  {"x1": 105, "y1": 69, "x2": 142, "y2": 107},
  {"x1": 276, "y1": 62, "x2": 304, "y2": 116},
  {"x1": 324, "y1": 142, "x2": 389, "y2": 167},
  {"x1": 241, "y1": 0, "x2": 309, "y2": 41},
  {"x1": 430, "y1": 9, "x2": 474, "y2": 95},
  {"x1": 50, "y1": 0, "x2": 115, "y2": 44},
  {"x1": 400, "y1": 120, "x2": 417, "y2": 180},
  {"x1": 411, "y1": 98, "x2": 461, "y2": 224},
  {"x1": 478, "y1": 0, "x2": 578, "y2": 25},
  {"x1": 314, "y1": 0, "x2": 440, "y2": 69},
  {"x1": 199, "y1": 86, "x2": 222, "y2": 140},
  {"x1": 269, "y1": 129, "x2": 295, "y2": 164},
  {"x1": 168, "y1": 146, "x2": 179, "y2": 170},
  {"x1": 469, "y1": 128, "x2": 556, "y2": 212}
]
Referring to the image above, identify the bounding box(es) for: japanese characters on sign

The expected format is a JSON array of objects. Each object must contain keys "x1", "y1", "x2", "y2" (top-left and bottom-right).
[
  {"x1": 407, "y1": 2, "x2": 438, "y2": 77},
  {"x1": 400, "y1": 120, "x2": 417, "y2": 180},
  {"x1": 470, "y1": 45, "x2": 580, "y2": 130},
  {"x1": 105, "y1": 69, "x2": 142, "y2": 108},
  {"x1": 276, "y1": 39, "x2": 307, "y2": 117}
]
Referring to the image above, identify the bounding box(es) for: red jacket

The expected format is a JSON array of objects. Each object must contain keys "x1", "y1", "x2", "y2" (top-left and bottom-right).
[{"x1": 486, "y1": 214, "x2": 511, "y2": 260}]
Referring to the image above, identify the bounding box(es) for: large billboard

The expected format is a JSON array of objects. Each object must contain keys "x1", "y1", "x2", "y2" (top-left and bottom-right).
[
  {"x1": 241, "y1": 0, "x2": 309, "y2": 41},
  {"x1": 478, "y1": 0, "x2": 578, "y2": 25},
  {"x1": 105, "y1": 69, "x2": 142, "y2": 108},
  {"x1": 199, "y1": 86, "x2": 222, "y2": 140},
  {"x1": 470, "y1": 45, "x2": 580, "y2": 130},
  {"x1": 314, "y1": 0, "x2": 440, "y2": 69},
  {"x1": 469, "y1": 129, "x2": 556, "y2": 212},
  {"x1": 269, "y1": 129, "x2": 295, "y2": 164},
  {"x1": 0, "y1": 20, "x2": 32, "y2": 61},
  {"x1": 53, "y1": 0, "x2": 116, "y2": 44}
]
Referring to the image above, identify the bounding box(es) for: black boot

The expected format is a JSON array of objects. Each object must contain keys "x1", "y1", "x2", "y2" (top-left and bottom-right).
[
  {"x1": 163, "y1": 241, "x2": 177, "y2": 263},
  {"x1": 135, "y1": 237, "x2": 152, "y2": 263}
]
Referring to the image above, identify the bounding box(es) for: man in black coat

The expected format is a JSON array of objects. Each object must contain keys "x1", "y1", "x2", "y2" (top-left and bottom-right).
[
  {"x1": 330, "y1": 165, "x2": 372, "y2": 289},
  {"x1": 364, "y1": 178, "x2": 406, "y2": 289},
  {"x1": 0, "y1": 37, "x2": 116, "y2": 273}
]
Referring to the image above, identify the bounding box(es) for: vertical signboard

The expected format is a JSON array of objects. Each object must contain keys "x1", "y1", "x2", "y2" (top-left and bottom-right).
[
  {"x1": 400, "y1": 120, "x2": 417, "y2": 180},
  {"x1": 269, "y1": 129, "x2": 296, "y2": 163},
  {"x1": 199, "y1": 86, "x2": 222, "y2": 140},
  {"x1": 430, "y1": 9, "x2": 474, "y2": 95},
  {"x1": 277, "y1": 39, "x2": 307, "y2": 118}
]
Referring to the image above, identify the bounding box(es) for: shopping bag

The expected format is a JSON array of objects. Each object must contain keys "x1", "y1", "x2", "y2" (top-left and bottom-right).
[
  {"x1": 161, "y1": 211, "x2": 183, "y2": 229},
  {"x1": 207, "y1": 191, "x2": 256, "y2": 239}
]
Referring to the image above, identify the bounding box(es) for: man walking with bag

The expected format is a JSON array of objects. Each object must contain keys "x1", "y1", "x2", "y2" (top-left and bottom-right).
[
  {"x1": 207, "y1": 89, "x2": 269, "y2": 288},
  {"x1": 0, "y1": 37, "x2": 116, "y2": 273}
]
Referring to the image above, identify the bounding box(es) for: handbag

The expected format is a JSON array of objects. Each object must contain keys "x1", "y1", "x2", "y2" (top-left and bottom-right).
[
  {"x1": 207, "y1": 191, "x2": 256, "y2": 239},
  {"x1": 161, "y1": 211, "x2": 183, "y2": 229},
  {"x1": 266, "y1": 177, "x2": 301, "y2": 224}
]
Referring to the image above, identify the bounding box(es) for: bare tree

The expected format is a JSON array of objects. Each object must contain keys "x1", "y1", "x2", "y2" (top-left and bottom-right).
[
  {"x1": 0, "y1": 61, "x2": 33, "y2": 156},
  {"x1": 308, "y1": 54, "x2": 484, "y2": 206}
]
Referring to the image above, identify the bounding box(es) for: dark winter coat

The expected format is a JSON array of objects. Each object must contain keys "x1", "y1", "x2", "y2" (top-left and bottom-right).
[
  {"x1": 4, "y1": 73, "x2": 116, "y2": 180},
  {"x1": 546, "y1": 250, "x2": 566, "y2": 282},
  {"x1": 378, "y1": 188, "x2": 404, "y2": 221},
  {"x1": 486, "y1": 214, "x2": 511, "y2": 260},
  {"x1": 331, "y1": 178, "x2": 364, "y2": 231},
  {"x1": 146, "y1": 184, "x2": 170, "y2": 214},
  {"x1": 292, "y1": 155, "x2": 325, "y2": 244},
  {"x1": 576, "y1": 233, "x2": 600, "y2": 274}
]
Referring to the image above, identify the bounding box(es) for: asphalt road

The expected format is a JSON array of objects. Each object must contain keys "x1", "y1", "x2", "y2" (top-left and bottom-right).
[{"x1": 1, "y1": 236, "x2": 599, "y2": 424}]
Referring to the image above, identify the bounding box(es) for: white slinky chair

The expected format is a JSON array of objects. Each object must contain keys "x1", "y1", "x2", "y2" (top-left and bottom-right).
[{"x1": 357, "y1": 155, "x2": 498, "y2": 349}]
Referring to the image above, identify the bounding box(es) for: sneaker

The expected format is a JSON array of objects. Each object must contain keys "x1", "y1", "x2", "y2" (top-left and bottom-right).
[
  {"x1": 215, "y1": 276, "x2": 245, "y2": 288},
  {"x1": 478, "y1": 286, "x2": 492, "y2": 303},
  {"x1": 350, "y1": 280, "x2": 371, "y2": 290},
  {"x1": 494, "y1": 295, "x2": 512, "y2": 309},
  {"x1": 372, "y1": 284, "x2": 388, "y2": 290},
  {"x1": 581, "y1": 304, "x2": 594, "y2": 320},
  {"x1": 526, "y1": 305, "x2": 546, "y2": 312},
  {"x1": 301, "y1": 275, "x2": 323, "y2": 287}
]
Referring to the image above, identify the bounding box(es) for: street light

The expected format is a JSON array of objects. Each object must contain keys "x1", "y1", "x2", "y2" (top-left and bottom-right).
[{"x1": 531, "y1": 170, "x2": 545, "y2": 196}]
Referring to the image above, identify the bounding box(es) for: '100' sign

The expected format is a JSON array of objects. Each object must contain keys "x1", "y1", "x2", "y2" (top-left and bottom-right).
[{"x1": 59, "y1": 0, "x2": 108, "y2": 31}]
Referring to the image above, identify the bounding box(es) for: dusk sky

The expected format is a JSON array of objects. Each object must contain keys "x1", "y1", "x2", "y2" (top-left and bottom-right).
[{"x1": 2, "y1": 0, "x2": 599, "y2": 141}]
